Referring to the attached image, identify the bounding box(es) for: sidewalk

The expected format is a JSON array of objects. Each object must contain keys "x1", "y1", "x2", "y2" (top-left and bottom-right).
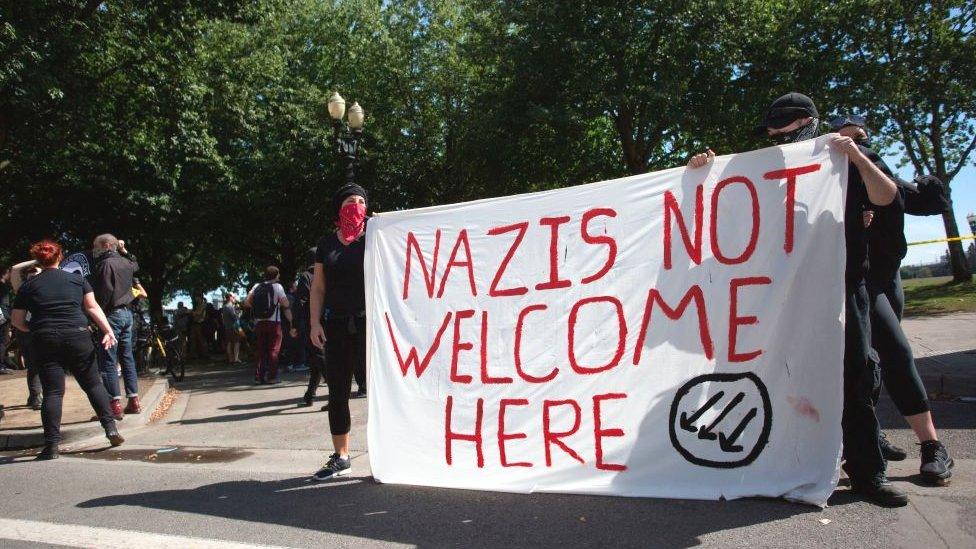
[{"x1": 0, "y1": 369, "x2": 168, "y2": 449}]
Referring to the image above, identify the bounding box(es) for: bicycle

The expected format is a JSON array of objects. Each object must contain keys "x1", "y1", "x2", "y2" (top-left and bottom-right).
[{"x1": 139, "y1": 322, "x2": 185, "y2": 382}]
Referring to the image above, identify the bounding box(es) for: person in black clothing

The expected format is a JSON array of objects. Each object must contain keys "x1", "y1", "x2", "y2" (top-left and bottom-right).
[
  {"x1": 297, "y1": 247, "x2": 327, "y2": 407},
  {"x1": 689, "y1": 93, "x2": 905, "y2": 507},
  {"x1": 10, "y1": 240, "x2": 125, "y2": 459},
  {"x1": 309, "y1": 184, "x2": 369, "y2": 480},
  {"x1": 7, "y1": 262, "x2": 44, "y2": 409},
  {"x1": 832, "y1": 116, "x2": 955, "y2": 485},
  {"x1": 91, "y1": 234, "x2": 142, "y2": 416}
]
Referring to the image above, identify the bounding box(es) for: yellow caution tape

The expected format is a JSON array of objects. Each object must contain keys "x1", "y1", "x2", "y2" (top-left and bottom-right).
[{"x1": 907, "y1": 235, "x2": 976, "y2": 246}]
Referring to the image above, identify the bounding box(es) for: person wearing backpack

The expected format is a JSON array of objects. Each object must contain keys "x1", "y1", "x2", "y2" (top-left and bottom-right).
[
  {"x1": 244, "y1": 266, "x2": 297, "y2": 384},
  {"x1": 833, "y1": 115, "x2": 956, "y2": 486}
]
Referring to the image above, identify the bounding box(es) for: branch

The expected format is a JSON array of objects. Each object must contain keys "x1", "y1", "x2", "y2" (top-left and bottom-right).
[{"x1": 947, "y1": 134, "x2": 976, "y2": 183}]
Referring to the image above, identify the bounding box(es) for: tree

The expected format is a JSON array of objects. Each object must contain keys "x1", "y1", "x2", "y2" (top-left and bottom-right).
[{"x1": 845, "y1": 1, "x2": 976, "y2": 282}]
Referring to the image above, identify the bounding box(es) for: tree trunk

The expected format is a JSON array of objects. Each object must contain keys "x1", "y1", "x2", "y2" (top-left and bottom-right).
[{"x1": 941, "y1": 208, "x2": 972, "y2": 283}]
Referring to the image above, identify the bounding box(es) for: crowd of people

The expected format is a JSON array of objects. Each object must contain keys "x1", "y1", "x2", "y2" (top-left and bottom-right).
[{"x1": 0, "y1": 92, "x2": 957, "y2": 507}]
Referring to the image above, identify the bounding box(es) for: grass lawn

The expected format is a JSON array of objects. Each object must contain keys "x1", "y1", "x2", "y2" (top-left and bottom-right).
[{"x1": 902, "y1": 275, "x2": 976, "y2": 317}]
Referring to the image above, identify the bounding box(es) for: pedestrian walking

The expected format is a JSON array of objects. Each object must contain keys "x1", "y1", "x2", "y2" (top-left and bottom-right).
[
  {"x1": 244, "y1": 266, "x2": 296, "y2": 384},
  {"x1": 9, "y1": 240, "x2": 125, "y2": 460},
  {"x1": 310, "y1": 183, "x2": 369, "y2": 480}
]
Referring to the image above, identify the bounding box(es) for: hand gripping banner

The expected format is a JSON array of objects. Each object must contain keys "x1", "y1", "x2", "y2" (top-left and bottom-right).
[{"x1": 366, "y1": 137, "x2": 848, "y2": 506}]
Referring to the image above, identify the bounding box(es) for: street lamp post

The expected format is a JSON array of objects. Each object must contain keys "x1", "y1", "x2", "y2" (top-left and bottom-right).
[{"x1": 327, "y1": 92, "x2": 365, "y2": 185}]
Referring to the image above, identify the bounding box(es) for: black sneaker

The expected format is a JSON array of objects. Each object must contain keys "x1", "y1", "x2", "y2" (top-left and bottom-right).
[
  {"x1": 35, "y1": 444, "x2": 59, "y2": 461},
  {"x1": 879, "y1": 432, "x2": 907, "y2": 461},
  {"x1": 352, "y1": 389, "x2": 367, "y2": 399},
  {"x1": 312, "y1": 453, "x2": 351, "y2": 480},
  {"x1": 919, "y1": 440, "x2": 953, "y2": 485},
  {"x1": 298, "y1": 396, "x2": 313, "y2": 408},
  {"x1": 850, "y1": 476, "x2": 909, "y2": 507}
]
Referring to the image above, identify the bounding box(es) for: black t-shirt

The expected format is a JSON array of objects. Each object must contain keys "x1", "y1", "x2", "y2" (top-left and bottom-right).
[
  {"x1": 315, "y1": 231, "x2": 366, "y2": 317},
  {"x1": 845, "y1": 145, "x2": 893, "y2": 285},
  {"x1": 12, "y1": 268, "x2": 92, "y2": 333}
]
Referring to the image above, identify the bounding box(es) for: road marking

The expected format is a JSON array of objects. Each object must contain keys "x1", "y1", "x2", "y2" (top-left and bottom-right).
[{"x1": 0, "y1": 518, "x2": 298, "y2": 549}]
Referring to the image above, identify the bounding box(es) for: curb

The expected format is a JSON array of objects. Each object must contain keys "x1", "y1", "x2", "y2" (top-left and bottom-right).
[{"x1": 0, "y1": 376, "x2": 170, "y2": 450}]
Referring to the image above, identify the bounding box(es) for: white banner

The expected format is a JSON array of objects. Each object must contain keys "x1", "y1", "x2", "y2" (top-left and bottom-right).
[{"x1": 366, "y1": 137, "x2": 848, "y2": 506}]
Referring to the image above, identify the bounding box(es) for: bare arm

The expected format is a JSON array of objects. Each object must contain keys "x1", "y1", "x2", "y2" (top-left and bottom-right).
[
  {"x1": 9, "y1": 260, "x2": 36, "y2": 292},
  {"x1": 309, "y1": 263, "x2": 326, "y2": 348},
  {"x1": 278, "y1": 294, "x2": 294, "y2": 325},
  {"x1": 243, "y1": 288, "x2": 254, "y2": 308},
  {"x1": 829, "y1": 135, "x2": 897, "y2": 206},
  {"x1": 133, "y1": 283, "x2": 148, "y2": 299},
  {"x1": 11, "y1": 309, "x2": 28, "y2": 332}
]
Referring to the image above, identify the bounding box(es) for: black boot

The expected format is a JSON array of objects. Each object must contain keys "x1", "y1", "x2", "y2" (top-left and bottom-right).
[
  {"x1": 35, "y1": 444, "x2": 59, "y2": 460},
  {"x1": 104, "y1": 425, "x2": 125, "y2": 447},
  {"x1": 850, "y1": 476, "x2": 909, "y2": 507},
  {"x1": 879, "y1": 432, "x2": 907, "y2": 461}
]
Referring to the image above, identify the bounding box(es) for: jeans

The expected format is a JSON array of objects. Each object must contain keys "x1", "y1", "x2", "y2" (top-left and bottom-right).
[
  {"x1": 255, "y1": 321, "x2": 282, "y2": 382},
  {"x1": 32, "y1": 327, "x2": 117, "y2": 445},
  {"x1": 97, "y1": 307, "x2": 139, "y2": 399},
  {"x1": 842, "y1": 281, "x2": 886, "y2": 482},
  {"x1": 868, "y1": 273, "x2": 929, "y2": 416}
]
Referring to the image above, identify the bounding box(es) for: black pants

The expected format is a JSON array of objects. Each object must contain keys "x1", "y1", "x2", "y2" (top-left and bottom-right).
[
  {"x1": 323, "y1": 316, "x2": 366, "y2": 436},
  {"x1": 16, "y1": 329, "x2": 43, "y2": 401},
  {"x1": 868, "y1": 273, "x2": 929, "y2": 416},
  {"x1": 842, "y1": 281, "x2": 886, "y2": 482},
  {"x1": 304, "y1": 338, "x2": 326, "y2": 401},
  {"x1": 32, "y1": 328, "x2": 116, "y2": 445}
]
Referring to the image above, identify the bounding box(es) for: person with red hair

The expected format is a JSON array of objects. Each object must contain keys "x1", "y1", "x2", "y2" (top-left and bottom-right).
[{"x1": 10, "y1": 240, "x2": 125, "y2": 459}]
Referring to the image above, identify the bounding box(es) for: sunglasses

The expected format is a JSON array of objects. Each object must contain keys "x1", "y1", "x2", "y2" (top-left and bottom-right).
[{"x1": 829, "y1": 115, "x2": 866, "y2": 131}]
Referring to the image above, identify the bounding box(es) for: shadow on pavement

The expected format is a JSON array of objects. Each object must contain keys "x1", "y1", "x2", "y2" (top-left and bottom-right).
[{"x1": 77, "y1": 474, "x2": 817, "y2": 547}]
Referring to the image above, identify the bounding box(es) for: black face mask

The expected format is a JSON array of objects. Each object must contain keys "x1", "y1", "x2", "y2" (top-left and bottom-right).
[{"x1": 770, "y1": 118, "x2": 820, "y2": 145}]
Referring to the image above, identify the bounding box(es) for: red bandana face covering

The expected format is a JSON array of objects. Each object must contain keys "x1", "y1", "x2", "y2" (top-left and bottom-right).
[{"x1": 338, "y1": 202, "x2": 367, "y2": 242}]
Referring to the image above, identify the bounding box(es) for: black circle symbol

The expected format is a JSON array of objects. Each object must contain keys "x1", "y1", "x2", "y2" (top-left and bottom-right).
[{"x1": 668, "y1": 372, "x2": 772, "y2": 469}]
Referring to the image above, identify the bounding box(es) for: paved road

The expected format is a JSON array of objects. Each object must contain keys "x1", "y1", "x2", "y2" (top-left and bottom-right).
[{"x1": 0, "y1": 313, "x2": 973, "y2": 548}]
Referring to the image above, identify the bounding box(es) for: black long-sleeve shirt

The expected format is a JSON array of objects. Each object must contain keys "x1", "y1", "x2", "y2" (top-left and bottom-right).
[{"x1": 92, "y1": 250, "x2": 139, "y2": 310}]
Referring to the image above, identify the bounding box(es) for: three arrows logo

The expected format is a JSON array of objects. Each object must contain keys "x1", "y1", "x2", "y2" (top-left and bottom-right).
[{"x1": 679, "y1": 391, "x2": 758, "y2": 453}]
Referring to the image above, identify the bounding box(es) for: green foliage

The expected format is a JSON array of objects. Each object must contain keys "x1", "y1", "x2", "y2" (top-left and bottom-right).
[{"x1": 2, "y1": 0, "x2": 974, "y2": 313}]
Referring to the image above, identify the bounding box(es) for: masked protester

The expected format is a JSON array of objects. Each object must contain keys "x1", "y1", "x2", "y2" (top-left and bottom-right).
[
  {"x1": 308, "y1": 183, "x2": 369, "y2": 480},
  {"x1": 689, "y1": 92, "x2": 906, "y2": 507},
  {"x1": 831, "y1": 115, "x2": 955, "y2": 485}
]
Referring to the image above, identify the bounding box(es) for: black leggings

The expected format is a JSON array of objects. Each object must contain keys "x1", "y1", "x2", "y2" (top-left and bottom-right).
[
  {"x1": 32, "y1": 328, "x2": 117, "y2": 445},
  {"x1": 324, "y1": 316, "x2": 366, "y2": 436},
  {"x1": 868, "y1": 274, "x2": 929, "y2": 416}
]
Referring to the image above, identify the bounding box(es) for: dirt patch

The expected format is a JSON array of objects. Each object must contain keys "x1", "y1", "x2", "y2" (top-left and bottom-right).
[{"x1": 69, "y1": 446, "x2": 253, "y2": 464}]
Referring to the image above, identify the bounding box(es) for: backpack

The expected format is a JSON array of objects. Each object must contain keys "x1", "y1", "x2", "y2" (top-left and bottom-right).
[
  {"x1": 904, "y1": 174, "x2": 949, "y2": 216},
  {"x1": 252, "y1": 282, "x2": 278, "y2": 319}
]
